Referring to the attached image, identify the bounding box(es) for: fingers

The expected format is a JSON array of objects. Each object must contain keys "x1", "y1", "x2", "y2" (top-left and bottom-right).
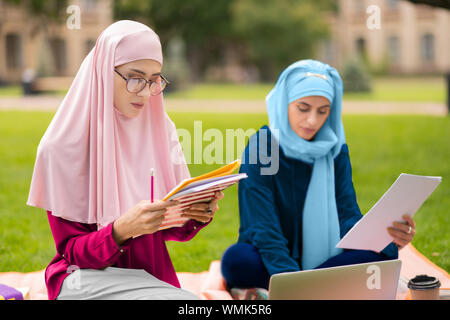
[
  {"x1": 387, "y1": 214, "x2": 416, "y2": 248},
  {"x1": 206, "y1": 191, "x2": 224, "y2": 211},
  {"x1": 181, "y1": 211, "x2": 213, "y2": 223},
  {"x1": 208, "y1": 199, "x2": 220, "y2": 211},
  {"x1": 160, "y1": 191, "x2": 224, "y2": 225},
  {"x1": 189, "y1": 202, "x2": 218, "y2": 213},
  {"x1": 189, "y1": 203, "x2": 210, "y2": 211},
  {"x1": 181, "y1": 207, "x2": 214, "y2": 223},
  {"x1": 387, "y1": 226, "x2": 412, "y2": 241},
  {"x1": 387, "y1": 222, "x2": 414, "y2": 250},
  {"x1": 143, "y1": 200, "x2": 179, "y2": 212},
  {"x1": 182, "y1": 214, "x2": 212, "y2": 224},
  {"x1": 392, "y1": 221, "x2": 416, "y2": 236},
  {"x1": 215, "y1": 191, "x2": 225, "y2": 200},
  {"x1": 189, "y1": 194, "x2": 221, "y2": 212},
  {"x1": 182, "y1": 209, "x2": 215, "y2": 217},
  {"x1": 402, "y1": 214, "x2": 416, "y2": 229},
  {"x1": 392, "y1": 214, "x2": 416, "y2": 237}
]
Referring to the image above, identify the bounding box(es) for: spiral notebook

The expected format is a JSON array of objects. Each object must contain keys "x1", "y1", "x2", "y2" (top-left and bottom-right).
[{"x1": 158, "y1": 159, "x2": 247, "y2": 230}]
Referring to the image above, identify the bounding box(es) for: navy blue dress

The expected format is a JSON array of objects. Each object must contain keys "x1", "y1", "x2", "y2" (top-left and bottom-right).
[{"x1": 221, "y1": 125, "x2": 398, "y2": 289}]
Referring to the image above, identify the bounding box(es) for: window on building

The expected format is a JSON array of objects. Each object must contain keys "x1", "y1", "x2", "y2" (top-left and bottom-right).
[
  {"x1": 386, "y1": 0, "x2": 399, "y2": 9},
  {"x1": 387, "y1": 36, "x2": 400, "y2": 64},
  {"x1": 320, "y1": 39, "x2": 335, "y2": 65},
  {"x1": 86, "y1": 39, "x2": 96, "y2": 55},
  {"x1": 356, "y1": 37, "x2": 366, "y2": 57},
  {"x1": 6, "y1": 33, "x2": 22, "y2": 70},
  {"x1": 420, "y1": 33, "x2": 435, "y2": 63},
  {"x1": 82, "y1": 0, "x2": 97, "y2": 12},
  {"x1": 49, "y1": 38, "x2": 67, "y2": 75},
  {"x1": 354, "y1": 0, "x2": 365, "y2": 12}
]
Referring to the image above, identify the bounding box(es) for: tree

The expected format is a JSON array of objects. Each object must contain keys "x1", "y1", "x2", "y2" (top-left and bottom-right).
[
  {"x1": 150, "y1": 0, "x2": 235, "y2": 81},
  {"x1": 114, "y1": 0, "x2": 335, "y2": 81},
  {"x1": 341, "y1": 58, "x2": 372, "y2": 93},
  {"x1": 6, "y1": 0, "x2": 338, "y2": 82},
  {"x1": 404, "y1": 0, "x2": 450, "y2": 9},
  {"x1": 115, "y1": 0, "x2": 235, "y2": 81},
  {"x1": 231, "y1": 0, "x2": 334, "y2": 80},
  {"x1": 4, "y1": 0, "x2": 68, "y2": 22},
  {"x1": 113, "y1": 0, "x2": 151, "y2": 24}
]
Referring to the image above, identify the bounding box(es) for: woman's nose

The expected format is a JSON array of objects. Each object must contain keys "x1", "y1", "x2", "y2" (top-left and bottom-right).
[
  {"x1": 137, "y1": 83, "x2": 151, "y2": 98},
  {"x1": 306, "y1": 112, "x2": 319, "y2": 126}
]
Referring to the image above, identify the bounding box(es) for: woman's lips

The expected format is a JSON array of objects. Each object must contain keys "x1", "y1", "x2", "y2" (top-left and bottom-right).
[
  {"x1": 131, "y1": 102, "x2": 144, "y2": 109},
  {"x1": 301, "y1": 127, "x2": 316, "y2": 134}
]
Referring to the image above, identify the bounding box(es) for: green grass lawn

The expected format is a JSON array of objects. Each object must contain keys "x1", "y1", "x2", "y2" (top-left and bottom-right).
[
  {"x1": 1, "y1": 76, "x2": 446, "y2": 102},
  {"x1": 165, "y1": 77, "x2": 446, "y2": 103},
  {"x1": 0, "y1": 110, "x2": 448, "y2": 274},
  {"x1": 0, "y1": 86, "x2": 22, "y2": 97}
]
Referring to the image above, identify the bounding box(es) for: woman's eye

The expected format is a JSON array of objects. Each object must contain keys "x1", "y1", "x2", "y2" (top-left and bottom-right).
[{"x1": 297, "y1": 107, "x2": 309, "y2": 112}]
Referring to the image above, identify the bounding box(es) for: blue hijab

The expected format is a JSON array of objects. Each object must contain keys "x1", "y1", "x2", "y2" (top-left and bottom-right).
[{"x1": 266, "y1": 59, "x2": 345, "y2": 270}]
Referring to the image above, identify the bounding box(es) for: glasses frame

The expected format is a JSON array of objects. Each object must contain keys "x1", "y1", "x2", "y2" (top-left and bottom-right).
[{"x1": 114, "y1": 68, "x2": 170, "y2": 95}]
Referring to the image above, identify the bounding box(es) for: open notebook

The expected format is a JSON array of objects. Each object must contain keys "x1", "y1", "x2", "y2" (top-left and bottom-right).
[{"x1": 159, "y1": 159, "x2": 247, "y2": 230}]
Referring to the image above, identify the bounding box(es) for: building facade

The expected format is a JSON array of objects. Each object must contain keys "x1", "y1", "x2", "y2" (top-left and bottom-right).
[
  {"x1": 318, "y1": 0, "x2": 450, "y2": 74},
  {"x1": 0, "y1": 0, "x2": 448, "y2": 86},
  {"x1": 0, "y1": 0, "x2": 113, "y2": 84}
]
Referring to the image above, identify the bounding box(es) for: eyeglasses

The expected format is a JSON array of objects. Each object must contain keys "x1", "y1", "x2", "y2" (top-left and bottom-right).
[{"x1": 114, "y1": 69, "x2": 170, "y2": 95}]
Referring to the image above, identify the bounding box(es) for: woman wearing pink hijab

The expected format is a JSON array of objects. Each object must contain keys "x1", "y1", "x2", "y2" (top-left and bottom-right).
[{"x1": 27, "y1": 20, "x2": 223, "y2": 300}]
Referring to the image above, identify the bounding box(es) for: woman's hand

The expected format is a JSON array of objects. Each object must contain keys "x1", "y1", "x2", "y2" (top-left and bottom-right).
[
  {"x1": 181, "y1": 191, "x2": 225, "y2": 224},
  {"x1": 112, "y1": 199, "x2": 179, "y2": 245},
  {"x1": 387, "y1": 214, "x2": 416, "y2": 250}
]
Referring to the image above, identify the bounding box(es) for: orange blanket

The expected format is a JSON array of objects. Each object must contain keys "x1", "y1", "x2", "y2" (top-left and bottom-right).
[{"x1": 0, "y1": 244, "x2": 448, "y2": 300}]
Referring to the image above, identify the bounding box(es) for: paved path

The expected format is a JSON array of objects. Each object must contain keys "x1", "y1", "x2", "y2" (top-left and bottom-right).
[{"x1": 0, "y1": 96, "x2": 447, "y2": 115}]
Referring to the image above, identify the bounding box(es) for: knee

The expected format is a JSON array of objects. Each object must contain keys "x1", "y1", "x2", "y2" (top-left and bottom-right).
[
  {"x1": 221, "y1": 243, "x2": 259, "y2": 272},
  {"x1": 221, "y1": 243, "x2": 269, "y2": 289}
]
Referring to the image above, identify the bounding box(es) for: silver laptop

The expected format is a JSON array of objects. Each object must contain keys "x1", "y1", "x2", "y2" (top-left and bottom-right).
[{"x1": 268, "y1": 259, "x2": 402, "y2": 300}]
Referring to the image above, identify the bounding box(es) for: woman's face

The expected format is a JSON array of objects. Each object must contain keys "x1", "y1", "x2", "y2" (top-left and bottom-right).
[
  {"x1": 113, "y1": 59, "x2": 162, "y2": 118},
  {"x1": 287, "y1": 95, "x2": 331, "y2": 141}
]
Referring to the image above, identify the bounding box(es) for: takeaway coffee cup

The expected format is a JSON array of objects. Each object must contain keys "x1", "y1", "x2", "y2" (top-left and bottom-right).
[{"x1": 407, "y1": 274, "x2": 441, "y2": 300}]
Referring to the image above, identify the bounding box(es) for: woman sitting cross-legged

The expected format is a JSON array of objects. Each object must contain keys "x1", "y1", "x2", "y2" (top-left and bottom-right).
[{"x1": 220, "y1": 60, "x2": 416, "y2": 294}]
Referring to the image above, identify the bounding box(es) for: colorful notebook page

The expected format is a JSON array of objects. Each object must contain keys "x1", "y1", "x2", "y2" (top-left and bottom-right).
[
  {"x1": 159, "y1": 174, "x2": 247, "y2": 230},
  {"x1": 162, "y1": 159, "x2": 241, "y2": 201}
]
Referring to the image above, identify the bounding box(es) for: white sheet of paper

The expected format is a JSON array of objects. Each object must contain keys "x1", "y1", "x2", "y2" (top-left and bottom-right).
[{"x1": 336, "y1": 173, "x2": 442, "y2": 252}]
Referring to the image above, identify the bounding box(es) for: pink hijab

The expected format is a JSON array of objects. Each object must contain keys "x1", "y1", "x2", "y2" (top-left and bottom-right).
[{"x1": 27, "y1": 20, "x2": 190, "y2": 229}]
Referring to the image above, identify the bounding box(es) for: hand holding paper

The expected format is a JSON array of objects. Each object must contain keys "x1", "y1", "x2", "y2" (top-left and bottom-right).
[
  {"x1": 336, "y1": 174, "x2": 441, "y2": 252},
  {"x1": 387, "y1": 213, "x2": 416, "y2": 249}
]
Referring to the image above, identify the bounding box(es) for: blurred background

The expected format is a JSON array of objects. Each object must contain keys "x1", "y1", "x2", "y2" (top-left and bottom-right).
[
  {"x1": 0, "y1": 0, "x2": 448, "y2": 274},
  {"x1": 0, "y1": 0, "x2": 449, "y2": 101}
]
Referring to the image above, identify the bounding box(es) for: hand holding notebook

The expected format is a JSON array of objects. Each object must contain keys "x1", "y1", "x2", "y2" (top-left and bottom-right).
[{"x1": 158, "y1": 159, "x2": 247, "y2": 230}]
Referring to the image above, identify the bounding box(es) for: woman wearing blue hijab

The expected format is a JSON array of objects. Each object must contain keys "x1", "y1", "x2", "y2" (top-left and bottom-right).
[{"x1": 221, "y1": 60, "x2": 416, "y2": 291}]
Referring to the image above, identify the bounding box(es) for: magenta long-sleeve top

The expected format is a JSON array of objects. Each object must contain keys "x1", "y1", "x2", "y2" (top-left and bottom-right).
[{"x1": 45, "y1": 210, "x2": 210, "y2": 300}]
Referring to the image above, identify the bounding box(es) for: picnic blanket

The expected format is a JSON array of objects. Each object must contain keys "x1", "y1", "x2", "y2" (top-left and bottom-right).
[{"x1": 0, "y1": 244, "x2": 448, "y2": 300}]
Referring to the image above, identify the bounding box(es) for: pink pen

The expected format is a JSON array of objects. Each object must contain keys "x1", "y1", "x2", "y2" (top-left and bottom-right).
[{"x1": 150, "y1": 168, "x2": 154, "y2": 203}]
